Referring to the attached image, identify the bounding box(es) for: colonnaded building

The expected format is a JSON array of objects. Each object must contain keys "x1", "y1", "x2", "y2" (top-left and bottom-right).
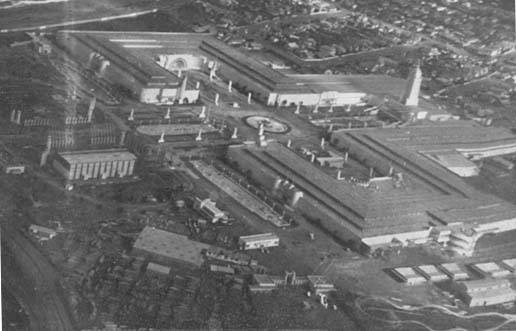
[
  {"x1": 53, "y1": 149, "x2": 137, "y2": 181},
  {"x1": 227, "y1": 121, "x2": 516, "y2": 255},
  {"x1": 56, "y1": 30, "x2": 421, "y2": 110}
]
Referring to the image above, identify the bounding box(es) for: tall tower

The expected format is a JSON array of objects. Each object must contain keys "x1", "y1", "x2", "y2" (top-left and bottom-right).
[{"x1": 401, "y1": 61, "x2": 422, "y2": 106}]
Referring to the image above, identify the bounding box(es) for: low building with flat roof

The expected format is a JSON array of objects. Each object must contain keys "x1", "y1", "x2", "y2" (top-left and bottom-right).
[
  {"x1": 501, "y1": 258, "x2": 516, "y2": 273},
  {"x1": 307, "y1": 275, "x2": 336, "y2": 295},
  {"x1": 471, "y1": 262, "x2": 511, "y2": 278},
  {"x1": 146, "y1": 262, "x2": 171, "y2": 276},
  {"x1": 392, "y1": 267, "x2": 427, "y2": 285},
  {"x1": 29, "y1": 224, "x2": 57, "y2": 240},
  {"x1": 453, "y1": 278, "x2": 516, "y2": 307},
  {"x1": 416, "y1": 265, "x2": 448, "y2": 282},
  {"x1": 53, "y1": 149, "x2": 136, "y2": 181},
  {"x1": 439, "y1": 263, "x2": 469, "y2": 280},
  {"x1": 194, "y1": 198, "x2": 225, "y2": 223},
  {"x1": 133, "y1": 227, "x2": 212, "y2": 267},
  {"x1": 238, "y1": 233, "x2": 280, "y2": 250}
]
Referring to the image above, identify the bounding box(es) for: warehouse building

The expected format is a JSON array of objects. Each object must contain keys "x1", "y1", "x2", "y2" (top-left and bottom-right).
[
  {"x1": 53, "y1": 149, "x2": 137, "y2": 181},
  {"x1": 416, "y1": 265, "x2": 448, "y2": 282},
  {"x1": 392, "y1": 267, "x2": 427, "y2": 285},
  {"x1": 238, "y1": 233, "x2": 280, "y2": 250},
  {"x1": 439, "y1": 263, "x2": 469, "y2": 280},
  {"x1": 227, "y1": 121, "x2": 516, "y2": 253},
  {"x1": 453, "y1": 278, "x2": 516, "y2": 307},
  {"x1": 471, "y1": 262, "x2": 511, "y2": 278},
  {"x1": 56, "y1": 31, "x2": 200, "y2": 104},
  {"x1": 56, "y1": 30, "x2": 410, "y2": 107},
  {"x1": 133, "y1": 226, "x2": 212, "y2": 268}
]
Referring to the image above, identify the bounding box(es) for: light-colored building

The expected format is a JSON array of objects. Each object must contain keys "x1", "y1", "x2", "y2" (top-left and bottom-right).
[
  {"x1": 453, "y1": 278, "x2": 516, "y2": 307},
  {"x1": 53, "y1": 149, "x2": 136, "y2": 181},
  {"x1": 29, "y1": 224, "x2": 57, "y2": 240},
  {"x1": 307, "y1": 275, "x2": 336, "y2": 295},
  {"x1": 194, "y1": 198, "x2": 225, "y2": 223},
  {"x1": 392, "y1": 267, "x2": 427, "y2": 285},
  {"x1": 146, "y1": 262, "x2": 171, "y2": 276},
  {"x1": 416, "y1": 265, "x2": 448, "y2": 282},
  {"x1": 471, "y1": 262, "x2": 511, "y2": 278},
  {"x1": 501, "y1": 258, "x2": 516, "y2": 273},
  {"x1": 56, "y1": 31, "x2": 200, "y2": 105},
  {"x1": 439, "y1": 263, "x2": 469, "y2": 280},
  {"x1": 238, "y1": 233, "x2": 280, "y2": 250}
]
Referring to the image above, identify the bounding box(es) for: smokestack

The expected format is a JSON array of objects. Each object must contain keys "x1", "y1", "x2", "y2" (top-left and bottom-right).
[
  {"x1": 158, "y1": 132, "x2": 165, "y2": 143},
  {"x1": 328, "y1": 124, "x2": 334, "y2": 132},
  {"x1": 46, "y1": 135, "x2": 52, "y2": 151},
  {"x1": 287, "y1": 139, "x2": 292, "y2": 148},
  {"x1": 248, "y1": 92, "x2": 252, "y2": 104},
  {"x1": 164, "y1": 107, "x2": 171, "y2": 120},
  {"x1": 119, "y1": 131, "x2": 126, "y2": 146},
  {"x1": 344, "y1": 152, "x2": 349, "y2": 162},
  {"x1": 320, "y1": 137, "x2": 325, "y2": 149},
  {"x1": 258, "y1": 123, "x2": 264, "y2": 136},
  {"x1": 290, "y1": 191, "x2": 304, "y2": 208},
  {"x1": 196, "y1": 81, "x2": 200, "y2": 89},
  {"x1": 310, "y1": 154, "x2": 316, "y2": 163},
  {"x1": 295, "y1": 103, "x2": 301, "y2": 114},
  {"x1": 195, "y1": 129, "x2": 203, "y2": 141},
  {"x1": 313, "y1": 104, "x2": 319, "y2": 114},
  {"x1": 231, "y1": 127, "x2": 238, "y2": 139},
  {"x1": 99, "y1": 60, "x2": 110, "y2": 76},
  {"x1": 337, "y1": 170, "x2": 342, "y2": 180},
  {"x1": 199, "y1": 106, "x2": 206, "y2": 119},
  {"x1": 87, "y1": 96, "x2": 96, "y2": 123},
  {"x1": 16, "y1": 110, "x2": 21, "y2": 125},
  {"x1": 128, "y1": 109, "x2": 134, "y2": 121},
  {"x1": 228, "y1": 80, "x2": 232, "y2": 92},
  {"x1": 214, "y1": 93, "x2": 219, "y2": 106},
  {"x1": 328, "y1": 104, "x2": 333, "y2": 113},
  {"x1": 40, "y1": 135, "x2": 52, "y2": 167},
  {"x1": 273, "y1": 177, "x2": 282, "y2": 190}
]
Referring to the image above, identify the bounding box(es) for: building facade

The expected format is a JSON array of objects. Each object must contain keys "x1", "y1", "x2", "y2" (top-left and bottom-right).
[
  {"x1": 53, "y1": 149, "x2": 136, "y2": 181},
  {"x1": 238, "y1": 233, "x2": 280, "y2": 250}
]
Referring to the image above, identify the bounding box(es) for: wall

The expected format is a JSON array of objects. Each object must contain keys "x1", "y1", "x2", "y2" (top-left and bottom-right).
[{"x1": 157, "y1": 54, "x2": 204, "y2": 71}]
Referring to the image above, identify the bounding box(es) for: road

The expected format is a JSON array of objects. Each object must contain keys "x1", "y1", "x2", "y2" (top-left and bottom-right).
[
  {"x1": 1, "y1": 222, "x2": 75, "y2": 331},
  {"x1": 355, "y1": 295, "x2": 516, "y2": 331},
  {"x1": 0, "y1": 8, "x2": 158, "y2": 33}
]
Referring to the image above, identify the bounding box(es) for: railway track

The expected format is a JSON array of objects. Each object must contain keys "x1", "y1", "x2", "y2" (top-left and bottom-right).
[{"x1": 2, "y1": 222, "x2": 75, "y2": 331}]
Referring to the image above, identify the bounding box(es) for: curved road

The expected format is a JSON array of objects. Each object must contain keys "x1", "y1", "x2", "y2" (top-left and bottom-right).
[{"x1": 2, "y1": 222, "x2": 74, "y2": 331}]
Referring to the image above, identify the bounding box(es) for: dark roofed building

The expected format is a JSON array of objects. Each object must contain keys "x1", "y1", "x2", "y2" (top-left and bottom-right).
[{"x1": 228, "y1": 121, "x2": 516, "y2": 253}]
